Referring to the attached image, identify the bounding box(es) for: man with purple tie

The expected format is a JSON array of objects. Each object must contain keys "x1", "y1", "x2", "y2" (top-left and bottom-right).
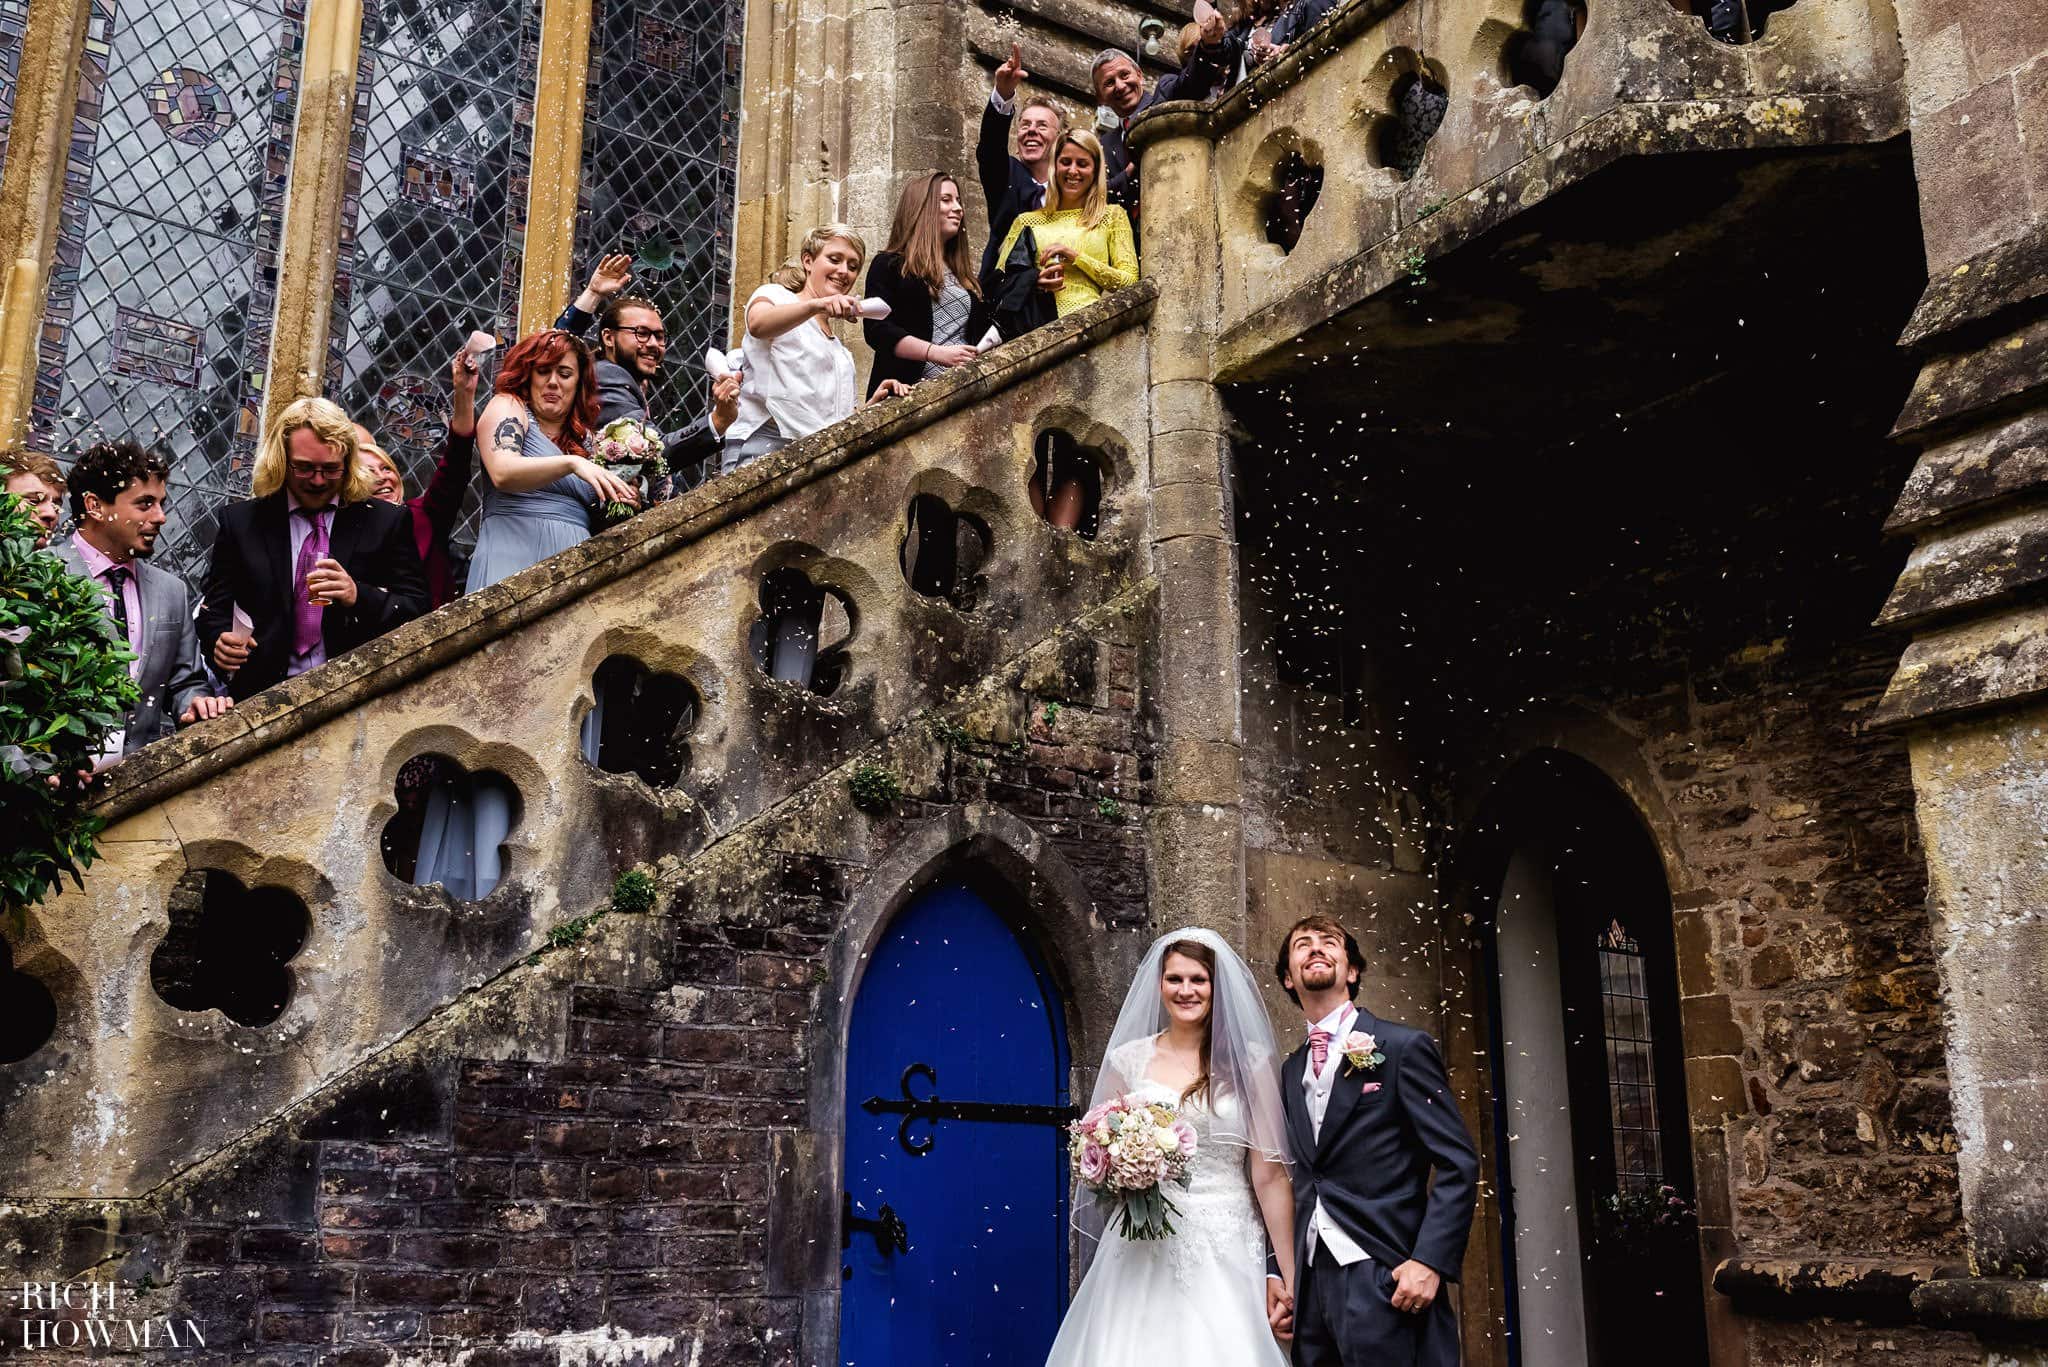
[
  {"x1": 199, "y1": 396, "x2": 428, "y2": 701},
  {"x1": 49, "y1": 441, "x2": 231, "y2": 763}
]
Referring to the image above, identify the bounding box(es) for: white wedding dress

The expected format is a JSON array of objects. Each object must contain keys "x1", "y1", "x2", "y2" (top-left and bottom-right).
[{"x1": 1043, "y1": 1036, "x2": 1291, "y2": 1366}]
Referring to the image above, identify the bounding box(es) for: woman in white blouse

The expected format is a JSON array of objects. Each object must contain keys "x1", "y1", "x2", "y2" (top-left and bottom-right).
[{"x1": 724, "y1": 224, "x2": 911, "y2": 474}]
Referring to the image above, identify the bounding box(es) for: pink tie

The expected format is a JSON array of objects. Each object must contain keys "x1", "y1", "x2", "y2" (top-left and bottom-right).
[
  {"x1": 292, "y1": 507, "x2": 328, "y2": 657},
  {"x1": 1309, "y1": 1026, "x2": 1332, "y2": 1075}
]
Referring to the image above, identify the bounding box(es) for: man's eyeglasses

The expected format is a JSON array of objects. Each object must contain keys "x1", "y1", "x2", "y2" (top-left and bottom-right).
[
  {"x1": 611, "y1": 325, "x2": 667, "y2": 344},
  {"x1": 288, "y1": 460, "x2": 346, "y2": 480}
]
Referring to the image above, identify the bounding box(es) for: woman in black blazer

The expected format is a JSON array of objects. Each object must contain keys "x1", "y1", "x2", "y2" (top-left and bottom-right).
[{"x1": 862, "y1": 171, "x2": 993, "y2": 399}]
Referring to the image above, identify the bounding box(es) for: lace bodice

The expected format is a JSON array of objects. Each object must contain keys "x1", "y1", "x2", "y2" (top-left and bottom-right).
[{"x1": 1105, "y1": 1037, "x2": 1268, "y2": 1284}]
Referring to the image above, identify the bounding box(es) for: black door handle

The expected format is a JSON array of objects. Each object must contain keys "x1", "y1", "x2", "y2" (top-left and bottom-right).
[{"x1": 843, "y1": 1190, "x2": 911, "y2": 1257}]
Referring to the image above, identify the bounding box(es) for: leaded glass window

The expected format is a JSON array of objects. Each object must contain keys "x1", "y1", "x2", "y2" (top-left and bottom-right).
[
  {"x1": 329, "y1": 0, "x2": 545, "y2": 580},
  {"x1": 570, "y1": 0, "x2": 740, "y2": 486},
  {"x1": 17, "y1": 0, "x2": 740, "y2": 593},
  {"x1": 30, "y1": 0, "x2": 303, "y2": 588},
  {"x1": 1598, "y1": 918, "x2": 1664, "y2": 1192}
]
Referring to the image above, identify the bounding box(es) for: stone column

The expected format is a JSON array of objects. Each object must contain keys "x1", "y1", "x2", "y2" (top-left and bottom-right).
[
  {"x1": 1127, "y1": 107, "x2": 1248, "y2": 950},
  {"x1": 515, "y1": 0, "x2": 596, "y2": 336},
  {"x1": 1873, "y1": 278, "x2": 2048, "y2": 1355},
  {"x1": 262, "y1": 0, "x2": 365, "y2": 429},
  {"x1": 0, "y1": 0, "x2": 91, "y2": 445},
  {"x1": 732, "y1": 0, "x2": 898, "y2": 325},
  {"x1": 1875, "y1": 8, "x2": 2048, "y2": 1354}
]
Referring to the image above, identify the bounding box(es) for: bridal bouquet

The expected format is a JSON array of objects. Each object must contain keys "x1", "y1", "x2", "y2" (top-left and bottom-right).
[
  {"x1": 1068, "y1": 1095, "x2": 1198, "y2": 1240},
  {"x1": 590, "y1": 416, "x2": 667, "y2": 522}
]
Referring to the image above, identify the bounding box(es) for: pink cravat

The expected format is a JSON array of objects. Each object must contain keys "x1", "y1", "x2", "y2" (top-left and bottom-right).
[
  {"x1": 292, "y1": 507, "x2": 329, "y2": 657},
  {"x1": 1308, "y1": 1026, "x2": 1332, "y2": 1075}
]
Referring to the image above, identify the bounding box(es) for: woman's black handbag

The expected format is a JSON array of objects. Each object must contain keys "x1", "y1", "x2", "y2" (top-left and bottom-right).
[{"x1": 983, "y1": 226, "x2": 1059, "y2": 342}]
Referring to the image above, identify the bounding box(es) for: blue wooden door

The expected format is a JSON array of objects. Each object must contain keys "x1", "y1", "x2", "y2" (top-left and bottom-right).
[{"x1": 841, "y1": 884, "x2": 1070, "y2": 1367}]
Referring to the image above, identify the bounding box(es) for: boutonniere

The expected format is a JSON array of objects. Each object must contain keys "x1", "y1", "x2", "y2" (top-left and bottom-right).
[{"x1": 1341, "y1": 1031, "x2": 1385, "y2": 1072}]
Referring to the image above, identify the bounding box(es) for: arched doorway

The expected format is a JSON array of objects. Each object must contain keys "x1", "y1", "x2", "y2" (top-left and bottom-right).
[
  {"x1": 840, "y1": 882, "x2": 1072, "y2": 1366},
  {"x1": 1465, "y1": 751, "x2": 1708, "y2": 1367}
]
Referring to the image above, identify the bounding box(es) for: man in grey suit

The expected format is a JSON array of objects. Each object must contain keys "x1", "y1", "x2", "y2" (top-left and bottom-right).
[{"x1": 53, "y1": 441, "x2": 232, "y2": 763}]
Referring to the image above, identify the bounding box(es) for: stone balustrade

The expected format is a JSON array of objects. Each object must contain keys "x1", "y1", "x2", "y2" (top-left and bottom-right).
[{"x1": 0, "y1": 285, "x2": 1157, "y2": 1200}]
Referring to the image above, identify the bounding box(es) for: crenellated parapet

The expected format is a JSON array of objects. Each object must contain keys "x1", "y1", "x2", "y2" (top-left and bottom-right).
[{"x1": 1127, "y1": 0, "x2": 1905, "y2": 378}]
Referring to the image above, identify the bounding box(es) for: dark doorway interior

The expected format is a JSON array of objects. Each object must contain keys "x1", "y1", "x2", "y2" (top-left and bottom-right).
[{"x1": 1466, "y1": 752, "x2": 1707, "y2": 1367}]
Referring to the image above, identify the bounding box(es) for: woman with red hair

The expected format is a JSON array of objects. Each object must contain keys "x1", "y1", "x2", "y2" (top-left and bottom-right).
[{"x1": 466, "y1": 329, "x2": 637, "y2": 592}]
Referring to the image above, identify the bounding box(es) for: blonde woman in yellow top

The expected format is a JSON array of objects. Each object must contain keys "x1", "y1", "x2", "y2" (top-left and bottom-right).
[{"x1": 994, "y1": 128, "x2": 1139, "y2": 317}]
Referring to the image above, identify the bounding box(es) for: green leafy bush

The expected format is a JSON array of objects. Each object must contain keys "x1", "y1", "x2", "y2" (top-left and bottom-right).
[
  {"x1": 848, "y1": 762, "x2": 903, "y2": 814},
  {"x1": 1, "y1": 494, "x2": 138, "y2": 923},
  {"x1": 611, "y1": 868, "x2": 657, "y2": 914}
]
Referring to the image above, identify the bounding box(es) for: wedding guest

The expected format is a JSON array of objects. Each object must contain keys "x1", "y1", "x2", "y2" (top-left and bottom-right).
[
  {"x1": 863, "y1": 172, "x2": 993, "y2": 398},
  {"x1": 3, "y1": 449, "x2": 65, "y2": 546},
  {"x1": 1270, "y1": 0, "x2": 1339, "y2": 45},
  {"x1": 1092, "y1": 30, "x2": 1237, "y2": 226},
  {"x1": 198, "y1": 397, "x2": 428, "y2": 701},
  {"x1": 979, "y1": 45, "x2": 1064, "y2": 278},
  {"x1": 1698, "y1": 0, "x2": 1792, "y2": 42},
  {"x1": 994, "y1": 128, "x2": 1140, "y2": 320},
  {"x1": 725, "y1": 226, "x2": 912, "y2": 473},
  {"x1": 468, "y1": 329, "x2": 637, "y2": 594},
  {"x1": 52, "y1": 441, "x2": 231, "y2": 764},
  {"x1": 555, "y1": 253, "x2": 742, "y2": 493},
  {"x1": 1506, "y1": 0, "x2": 1584, "y2": 92},
  {"x1": 359, "y1": 347, "x2": 479, "y2": 609},
  {"x1": 1230, "y1": 0, "x2": 1286, "y2": 79}
]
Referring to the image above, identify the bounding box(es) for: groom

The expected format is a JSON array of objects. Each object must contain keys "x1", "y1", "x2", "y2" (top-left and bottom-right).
[{"x1": 1266, "y1": 915, "x2": 1479, "y2": 1366}]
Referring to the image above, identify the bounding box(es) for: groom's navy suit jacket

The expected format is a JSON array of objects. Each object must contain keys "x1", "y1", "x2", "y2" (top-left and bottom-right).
[{"x1": 1280, "y1": 1009, "x2": 1480, "y2": 1282}]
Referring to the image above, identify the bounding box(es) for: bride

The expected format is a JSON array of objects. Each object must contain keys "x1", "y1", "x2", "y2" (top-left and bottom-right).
[{"x1": 1044, "y1": 928, "x2": 1296, "y2": 1364}]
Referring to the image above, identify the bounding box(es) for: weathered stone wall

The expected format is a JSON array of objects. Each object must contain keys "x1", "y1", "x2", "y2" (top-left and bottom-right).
[
  {"x1": 1892, "y1": 0, "x2": 2046, "y2": 276},
  {"x1": 1237, "y1": 522, "x2": 1441, "y2": 1032}
]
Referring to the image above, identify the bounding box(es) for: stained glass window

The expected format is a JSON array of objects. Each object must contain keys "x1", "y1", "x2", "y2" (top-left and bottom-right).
[
  {"x1": 570, "y1": 0, "x2": 741, "y2": 486},
  {"x1": 30, "y1": 0, "x2": 303, "y2": 588},
  {"x1": 1598, "y1": 918, "x2": 1664, "y2": 1192},
  {"x1": 329, "y1": 0, "x2": 545, "y2": 579},
  {"x1": 23, "y1": 0, "x2": 738, "y2": 590}
]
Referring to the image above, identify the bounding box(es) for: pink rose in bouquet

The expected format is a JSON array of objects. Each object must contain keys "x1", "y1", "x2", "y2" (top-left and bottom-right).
[
  {"x1": 590, "y1": 416, "x2": 668, "y2": 522},
  {"x1": 1067, "y1": 1094, "x2": 1196, "y2": 1240}
]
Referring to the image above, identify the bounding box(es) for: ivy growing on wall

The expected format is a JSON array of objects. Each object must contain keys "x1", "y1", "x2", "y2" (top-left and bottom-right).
[{"x1": 0, "y1": 495, "x2": 137, "y2": 927}]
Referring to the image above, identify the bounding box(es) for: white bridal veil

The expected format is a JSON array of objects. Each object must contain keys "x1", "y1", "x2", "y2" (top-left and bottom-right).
[{"x1": 1075, "y1": 927, "x2": 1292, "y2": 1234}]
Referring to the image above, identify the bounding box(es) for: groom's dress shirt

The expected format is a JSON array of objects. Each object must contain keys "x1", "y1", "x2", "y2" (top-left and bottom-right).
[{"x1": 1304, "y1": 1001, "x2": 1371, "y2": 1267}]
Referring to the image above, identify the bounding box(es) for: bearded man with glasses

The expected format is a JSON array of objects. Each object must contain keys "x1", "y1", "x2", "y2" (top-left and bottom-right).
[{"x1": 555, "y1": 253, "x2": 741, "y2": 496}]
